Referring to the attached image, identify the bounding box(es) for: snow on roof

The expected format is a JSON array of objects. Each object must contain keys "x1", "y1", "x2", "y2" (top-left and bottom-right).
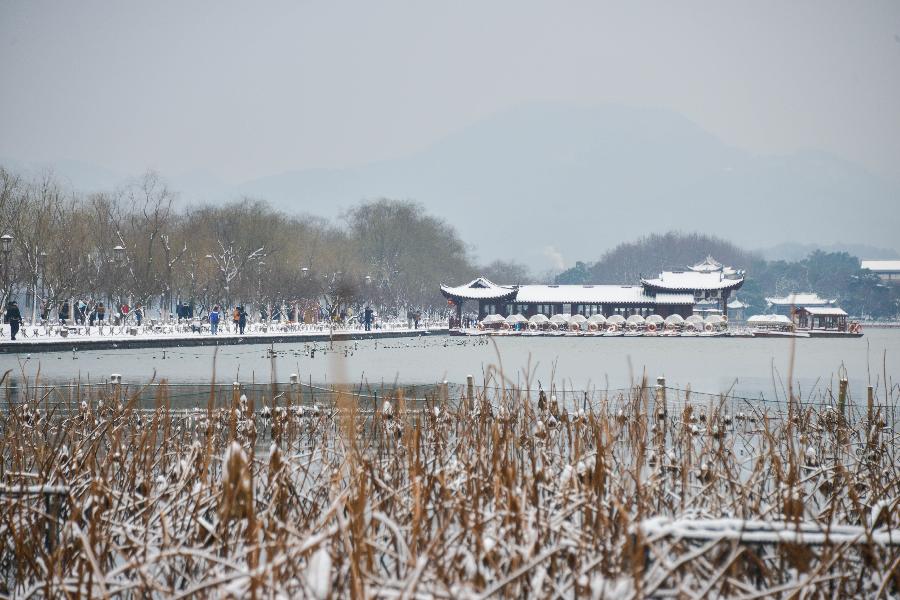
[
  {"x1": 727, "y1": 299, "x2": 749, "y2": 309},
  {"x1": 800, "y1": 306, "x2": 848, "y2": 316},
  {"x1": 440, "y1": 277, "x2": 517, "y2": 300},
  {"x1": 765, "y1": 293, "x2": 833, "y2": 306},
  {"x1": 689, "y1": 256, "x2": 723, "y2": 272},
  {"x1": 861, "y1": 260, "x2": 900, "y2": 273},
  {"x1": 655, "y1": 292, "x2": 697, "y2": 305},
  {"x1": 512, "y1": 285, "x2": 693, "y2": 305},
  {"x1": 747, "y1": 314, "x2": 792, "y2": 325},
  {"x1": 642, "y1": 270, "x2": 744, "y2": 291}
]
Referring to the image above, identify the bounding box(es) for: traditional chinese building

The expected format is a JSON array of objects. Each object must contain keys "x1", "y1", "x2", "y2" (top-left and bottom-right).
[
  {"x1": 861, "y1": 260, "x2": 900, "y2": 284},
  {"x1": 793, "y1": 306, "x2": 850, "y2": 332},
  {"x1": 441, "y1": 257, "x2": 744, "y2": 322},
  {"x1": 764, "y1": 293, "x2": 835, "y2": 316},
  {"x1": 726, "y1": 298, "x2": 750, "y2": 322}
]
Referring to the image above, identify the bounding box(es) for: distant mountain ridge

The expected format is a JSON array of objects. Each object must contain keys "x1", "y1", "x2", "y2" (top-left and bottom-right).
[
  {"x1": 235, "y1": 104, "x2": 900, "y2": 268},
  {"x1": 5, "y1": 103, "x2": 899, "y2": 270},
  {"x1": 758, "y1": 242, "x2": 900, "y2": 262}
]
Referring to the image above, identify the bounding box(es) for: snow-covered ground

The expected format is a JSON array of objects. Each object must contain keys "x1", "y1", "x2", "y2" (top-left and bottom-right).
[{"x1": 0, "y1": 319, "x2": 447, "y2": 347}]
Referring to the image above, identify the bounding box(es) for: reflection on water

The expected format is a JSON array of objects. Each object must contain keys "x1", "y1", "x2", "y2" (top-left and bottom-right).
[{"x1": 0, "y1": 329, "x2": 897, "y2": 403}]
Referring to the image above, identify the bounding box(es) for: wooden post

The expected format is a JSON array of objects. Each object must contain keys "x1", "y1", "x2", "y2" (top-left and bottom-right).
[
  {"x1": 656, "y1": 376, "x2": 667, "y2": 446},
  {"x1": 466, "y1": 375, "x2": 475, "y2": 412},
  {"x1": 838, "y1": 378, "x2": 848, "y2": 421},
  {"x1": 656, "y1": 377, "x2": 666, "y2": 417},
  {"x1": 867, "y1": 385, "x2": 875, "y2": 448}
]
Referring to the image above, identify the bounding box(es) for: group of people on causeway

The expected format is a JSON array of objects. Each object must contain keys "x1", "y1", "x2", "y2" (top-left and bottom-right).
[
  {"x1": 3, "y1": 299, "x2": 145, "y2": 340},
  {"x1": 1, "y1": 298, "x2": 402, "y2": 340},
  {"x1": 207, "y1": 305, "x2": 248, "y2": 335}
]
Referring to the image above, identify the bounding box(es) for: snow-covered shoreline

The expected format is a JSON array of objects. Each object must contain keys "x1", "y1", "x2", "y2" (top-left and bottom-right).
[{"x1": 0, "y1": 321, "x2": 449, "y2": 352}]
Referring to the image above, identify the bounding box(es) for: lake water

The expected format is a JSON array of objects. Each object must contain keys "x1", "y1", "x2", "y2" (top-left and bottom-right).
[{"x1": 1, "y1": 329, "x2": 897, "y2": 405}]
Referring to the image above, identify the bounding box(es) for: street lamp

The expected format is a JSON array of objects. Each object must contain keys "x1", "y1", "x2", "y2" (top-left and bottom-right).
[
  {"x1": 113, "y1": 245, "x2": 125, "y2": 263},
  {"x1": 1, "y1": 234, "x2": 11, "y2": 308},
  {"x1": 38, "y1": 251, "x2": 48, "y2": 321}
]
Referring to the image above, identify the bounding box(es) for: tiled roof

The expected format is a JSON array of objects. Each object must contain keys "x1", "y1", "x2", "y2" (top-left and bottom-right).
[
  {"x1": 513, "y1": 285, "x2": 693, "y2": 305},
  {"x1": 861, "y1": 260, "x2": 900, "y2": 273},
  {"x1": 765, "y1": 293, "x2": 833, "y2": 306},
  {"x1": 440, "y1": 277, "x2": 517, "y2": 300},
  {"x1": 642, "y1": 271, "x2": 744, "y2": 291},
  {"x1": 801, "y1": 306, "x2": 848, "y2": 316}
]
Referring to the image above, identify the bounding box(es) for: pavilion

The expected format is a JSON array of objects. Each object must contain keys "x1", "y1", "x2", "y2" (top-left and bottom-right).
[
  {"x1": 765, "y1": 293, "x2": 835, "y2": 316},
  {"x1": 441, "y1": 258, "x2": 745, "y2": 322},
  {"x1": 794, "y1": 306, "x2": 849, "y2": 332}
]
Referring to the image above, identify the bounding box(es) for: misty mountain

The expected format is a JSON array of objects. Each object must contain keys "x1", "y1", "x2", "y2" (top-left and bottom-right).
[
  {"x1": 5, "y1": 104, "x2": 899, "y2": 272},
  {"x1": 757, "y1": 242, "x2": 900, "y2": 262},
  {"x1": 236, "y1": 104, "x2": 900, "y2": 270}
]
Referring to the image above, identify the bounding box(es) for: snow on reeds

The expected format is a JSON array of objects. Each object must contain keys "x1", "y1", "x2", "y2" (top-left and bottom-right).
[{"x1": 1, "y1": 377, "x2": 899, "y2": 597}]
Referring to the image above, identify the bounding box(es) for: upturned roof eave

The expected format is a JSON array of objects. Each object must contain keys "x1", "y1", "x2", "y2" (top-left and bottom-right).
[{"x1": 641, "y1": 278, "x2": 744, "y2": 293}]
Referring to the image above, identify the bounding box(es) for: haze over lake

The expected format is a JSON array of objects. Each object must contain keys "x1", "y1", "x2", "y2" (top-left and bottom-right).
[{"x1": 4, "y1": 330, "x2": 897, "y2": 402}]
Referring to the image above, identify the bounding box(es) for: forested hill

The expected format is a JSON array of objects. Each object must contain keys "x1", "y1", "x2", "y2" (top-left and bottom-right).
[
  {"x1": 554, "y1": 232, "x2": 899, "y2": 318},
  {"x1": 555, "y1": 232, "x2": 759, "y2": 285}
]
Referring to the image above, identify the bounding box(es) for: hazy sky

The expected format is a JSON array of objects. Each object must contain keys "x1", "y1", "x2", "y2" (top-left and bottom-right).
[{"x1": 1, "y1": 1, "x2": 899, "y2": 184}]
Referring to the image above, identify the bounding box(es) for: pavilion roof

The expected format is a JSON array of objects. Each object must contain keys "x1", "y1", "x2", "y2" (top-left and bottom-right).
[
  {"x1": 440, "y1": 277, "x2": 517, "y2": 301},
  {"x1": 800, "y1": 306, "x2": 848, "y2": 316},
  {"x1": 641, "y1": 270, "x2": 744, "y2": 292},
  {"x1": 765, "y1": 293, "x2": 834, "y2": 307}
]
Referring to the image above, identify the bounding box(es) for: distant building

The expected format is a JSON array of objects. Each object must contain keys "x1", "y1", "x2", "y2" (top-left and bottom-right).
[
  {"x1": 861, "y1": 260, "x2": 900, "y2": 283},
  {"x1": 765, "y1": 293, "x2": 835, "y2": 317},
  {"x1": 693, "y1": 298, "x2": 721, "y2": 317},
  {"x1": 794, "y1": 306, "x2": 850, "y2": 332},
  {"x1": 726, "y1": 298, "x2": 750, "y2": 322},
  {"x1": 441, "y1": 257, "x2": 745, "y2": 321}
]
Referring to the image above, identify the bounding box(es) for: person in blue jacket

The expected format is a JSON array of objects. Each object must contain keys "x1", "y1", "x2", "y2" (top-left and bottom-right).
[{"x1": 209, "y1": 305, "x2": 221, "y2": 335}]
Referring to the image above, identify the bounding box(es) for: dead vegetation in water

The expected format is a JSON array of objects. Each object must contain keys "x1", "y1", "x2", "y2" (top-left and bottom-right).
[{"x1": 1, "y1": 375, "x2": 899, "y2": 598}]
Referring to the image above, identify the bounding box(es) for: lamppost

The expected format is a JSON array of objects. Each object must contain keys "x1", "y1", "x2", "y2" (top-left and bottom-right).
[
  {"x1": 1, "y1": 234, "x2": 11, "y2": 308},
  {"x1": 257, "y1": 260, "x2": 265, "y2": 322},
  {"x1": 205, "y1": 254, "x2": 216, "y2": 310},
  {"x1": 113, "y1": 245, "x2": 127, "y2": 317},
  {"x1": 38, "y1": 251, "x2": 47, "y2": 321}
]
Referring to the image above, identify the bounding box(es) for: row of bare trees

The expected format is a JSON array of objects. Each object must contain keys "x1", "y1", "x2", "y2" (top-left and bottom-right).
[{"x1": 0, "y1": 167, "x2": 476, "y2": 322}]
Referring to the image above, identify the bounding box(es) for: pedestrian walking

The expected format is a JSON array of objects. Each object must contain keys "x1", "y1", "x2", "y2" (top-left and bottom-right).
[
  {"x1": 60, "y1": 300, "x2": 71, "y2": 325},
  {"x1": 232, "y1": 306, "x2": 240, "y2": 332},
  {"x1": 414, "y1": 310, "x2": 421, "y2": 329},
  {"x1": 209, "y1": 305, "x2": 221, "y2": 335},
  {"x1": 97, "y1": 302, "x2": 106, "y2": 323},
  {"x1": 134, "y1": 303, "x2": 144, "y2": 326},
  {"x1": 238, "y1": 305, "x2": 247, "y2": 334},
  {"x1": 363, "y1": 305, "x2": 374, "y2": 331},
  {"x1": 4, "y1": 301, "x2": 22, "y2": 340}
]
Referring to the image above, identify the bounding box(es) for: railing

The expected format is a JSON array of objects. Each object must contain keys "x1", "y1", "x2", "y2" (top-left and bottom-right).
[{"x1": 0, "y1": 319, "x2": 447, "y2": 341}]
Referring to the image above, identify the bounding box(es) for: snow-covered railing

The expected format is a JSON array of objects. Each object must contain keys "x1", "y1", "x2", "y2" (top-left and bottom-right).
[
  {"x1": 0, "y1": 484, "x2": 69, "y2": 496},
  {"x1": 639, "y1": 516, "x2": 900, "y2": 546},
  {"x1": 0, "y1": 320, "x2": 447, "y2": 342}
]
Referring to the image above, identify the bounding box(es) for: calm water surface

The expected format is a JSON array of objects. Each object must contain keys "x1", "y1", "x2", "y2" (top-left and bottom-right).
[{"x1": 1, "y1": 329, "x2": 897, "y2": 402}]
